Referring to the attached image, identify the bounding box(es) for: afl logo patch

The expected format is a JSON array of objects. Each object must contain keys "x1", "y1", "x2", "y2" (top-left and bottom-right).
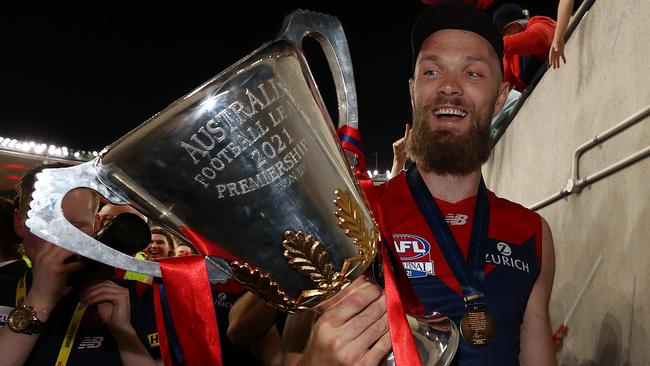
[
  {"x1": 393, "y1": 234, "x2": 431, "y2": 260},
  {"x1": 393, "y1": 234, "x2": 435, "y2": 278}
]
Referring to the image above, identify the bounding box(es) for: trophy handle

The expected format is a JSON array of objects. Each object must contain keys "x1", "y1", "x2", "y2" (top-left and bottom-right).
[
  {"x1": 25, "y1": 159, "x2": 234, "y2": 282},
  {"x1": 25, "y1": 159, "x2": 162, "y2": 277},
  {"x1": 277, "y1": 9, "x2": 359, "y2": 129}
]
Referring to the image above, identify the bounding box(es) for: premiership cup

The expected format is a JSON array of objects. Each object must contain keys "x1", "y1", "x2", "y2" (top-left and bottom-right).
[{"x1": 26, "y1": 10, "x2": 457, "y2": 365}]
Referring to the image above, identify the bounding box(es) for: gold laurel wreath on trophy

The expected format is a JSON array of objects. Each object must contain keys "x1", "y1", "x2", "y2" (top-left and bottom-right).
[{"x1": 230, "y1": 189, "x2": 379, "y2": 312}]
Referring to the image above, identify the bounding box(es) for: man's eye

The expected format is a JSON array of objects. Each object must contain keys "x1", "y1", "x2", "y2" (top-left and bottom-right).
[
  {"x1": 466, "y1": 71, "x2": 482, "y2": 78},
  {"x1": 423, "y1": 69, "x2": 439, "y2": 76}
]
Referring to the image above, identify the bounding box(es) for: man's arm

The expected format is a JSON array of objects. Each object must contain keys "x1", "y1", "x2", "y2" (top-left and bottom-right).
[
  {"x1": 282, "y1": 277, "x2": 391, "y2": 366},
  {"x1": 549, "y1": 0, "x2": 574, "y2": 68},
  {"x1": 227, "y1": 291, "x2": 279, "y2": 346},
  {"x1": 519, "y1": 218, "x2": 557, "y2": 366},
  {"x1": 0, "y1": 243, "x2": 83, "y2": 366},
  {"x1": 504, "y1": 21, "x2": 555, "y2": 56}
]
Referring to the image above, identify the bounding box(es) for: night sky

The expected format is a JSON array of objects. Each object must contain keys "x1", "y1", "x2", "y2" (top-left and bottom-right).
[{"x1": 0, "y1": 1, "x2": 559, "y2": 171}]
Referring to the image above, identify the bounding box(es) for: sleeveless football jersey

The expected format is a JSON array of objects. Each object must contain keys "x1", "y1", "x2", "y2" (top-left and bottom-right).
[{"x1": 378, "y1": 170, "x2": 542, "y2": 365}]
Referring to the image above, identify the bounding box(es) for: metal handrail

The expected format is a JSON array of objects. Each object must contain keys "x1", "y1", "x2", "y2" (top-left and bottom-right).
[
  {"x1": 528, "y1": 105, "x2": 650, "y2": 211},
  {"x1": 491, "y1": 0, "x2": 598, "y2": 146}
]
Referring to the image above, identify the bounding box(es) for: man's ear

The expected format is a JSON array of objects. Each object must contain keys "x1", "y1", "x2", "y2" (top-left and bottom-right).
[
  {"x1": 492, "y1": 82, "x2": 511, "y2": 117},
  {"x1": 13, "y1": 209, "x2": 26, "y2": 238}
]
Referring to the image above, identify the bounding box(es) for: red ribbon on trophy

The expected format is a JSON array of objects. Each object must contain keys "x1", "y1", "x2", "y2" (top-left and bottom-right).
[
  {"x1": 338, "y1": 125, "x2": 425, "y2": 366},
  {"x1": 154, "y1": 255, "x2": 223, "y2": 366}
]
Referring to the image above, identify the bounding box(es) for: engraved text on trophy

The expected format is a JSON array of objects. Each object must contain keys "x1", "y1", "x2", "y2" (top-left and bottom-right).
[{"x1": 182, "y1": 77, "x2": 310, "y2": 197}]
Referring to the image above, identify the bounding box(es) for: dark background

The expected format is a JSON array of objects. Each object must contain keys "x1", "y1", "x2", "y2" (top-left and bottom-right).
[{"x1": 0, "y1": 1, "x2": 562, "y2": 172}]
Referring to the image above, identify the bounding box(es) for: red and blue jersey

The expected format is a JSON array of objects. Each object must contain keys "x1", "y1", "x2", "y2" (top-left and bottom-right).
[{"x1": 377, "y1": 171, "x2": 542, "y2": 365}]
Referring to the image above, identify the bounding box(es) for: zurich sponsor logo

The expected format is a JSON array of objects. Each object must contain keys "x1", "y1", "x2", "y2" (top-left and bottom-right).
[
  {"x1": 496, "y1": 242, "x2": 512, "y2": 256},
  {"x1": 393, "y1": 234, "x2": 435, "y2": 278},
  {"x1": 486, "y1": 241, "x2": 530, "y2": 273}
]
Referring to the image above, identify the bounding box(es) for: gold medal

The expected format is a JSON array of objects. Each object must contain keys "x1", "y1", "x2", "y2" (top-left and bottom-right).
[{"x1": 460, "y1": 306, "x2": 496, "y2": 346}]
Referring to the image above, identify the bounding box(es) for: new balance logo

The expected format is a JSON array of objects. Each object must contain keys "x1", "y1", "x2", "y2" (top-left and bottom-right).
[
  {"x1": 445, "y1": 214, "x2": 468, "y2": 225},
  {"x1": 78, "y1": 336, "x2": 103, "y2": 349}
]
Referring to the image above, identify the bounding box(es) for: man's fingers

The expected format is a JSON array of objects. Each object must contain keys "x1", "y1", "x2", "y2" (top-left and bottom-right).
[
  {"x1": 318, "y1": 277, "x2": 370, "y2": 311},
  {"x1": 341, "y1": 312, "x2": 388, "y2": 355},
  {"x1": 80, "y1": 282, "x2": 125, "y2": 301},
  {"x1": 392, "y1": 137, "x2": 405, "y2": 150},
  {"x1": 81, "y1": 292, "x2": 124, "y2": 305},
  {"x1": 317, "y1": 280, "x2": 382, "y2": 327},
  {"x1": 341, "y1": 293, "x2": 386, "y2": 340},
  {"x1": 359, "y1": 328, "x2": 392, "y2": 365}
]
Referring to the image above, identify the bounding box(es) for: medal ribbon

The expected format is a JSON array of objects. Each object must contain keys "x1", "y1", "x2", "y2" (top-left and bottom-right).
[
  {"x1": 405, "y1": 165, "x2": 490, "y2": 308},
  {"x1": 55, "y1": 302, "x2": 88, "y2": 366}
]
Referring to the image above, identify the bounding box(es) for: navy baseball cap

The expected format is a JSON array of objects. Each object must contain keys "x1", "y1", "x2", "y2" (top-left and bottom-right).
[
  {"x1": 492, "y1": 3, "x2": 526, "y2": 31},
  {"x1": 411, "y1": 1, "x2": 503, "y2": 71}
]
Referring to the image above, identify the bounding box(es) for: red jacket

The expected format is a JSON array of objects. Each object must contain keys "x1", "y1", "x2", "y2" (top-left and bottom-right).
[{"x1": 503, "y1": 16, "x2": 556, "y2": 90}]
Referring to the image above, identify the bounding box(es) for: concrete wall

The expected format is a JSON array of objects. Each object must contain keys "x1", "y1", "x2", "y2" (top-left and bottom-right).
[{"x1": 483, "y1": 0, "x2": 650, "y2": 364}]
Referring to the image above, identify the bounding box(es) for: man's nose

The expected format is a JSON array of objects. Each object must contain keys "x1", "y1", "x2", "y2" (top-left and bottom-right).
[{"x1": 437, "y1": 75, "x2": 463, "y2": 96}]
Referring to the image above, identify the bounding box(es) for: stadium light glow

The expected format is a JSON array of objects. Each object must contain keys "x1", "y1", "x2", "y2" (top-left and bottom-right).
[{"x1": 0, "y1": 135, "x2": 96, "y2": 161}]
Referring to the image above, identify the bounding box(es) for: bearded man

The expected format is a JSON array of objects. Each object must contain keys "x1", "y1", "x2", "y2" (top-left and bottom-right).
[{"x1": 284, "y1": 2, "x2": 556, "y2": 365}]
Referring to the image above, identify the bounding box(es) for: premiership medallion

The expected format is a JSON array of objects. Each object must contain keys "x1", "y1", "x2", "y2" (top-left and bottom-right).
[{"x1": 460, "y1": 306, "x2": 495, "y2": 346}]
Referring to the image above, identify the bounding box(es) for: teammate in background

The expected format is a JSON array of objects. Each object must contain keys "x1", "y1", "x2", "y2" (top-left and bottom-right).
[
  {"x1": 0, "y1": 164, "x2": 160, "y2": 365},
  {"x1": 174, "y1": 244, "x2": 194, "y2": 256},
  {"x1": 145, "y1": 227, "x2": 174, "y2": 261},
  {"x1": 96, "y1": 202, "x2": 148, "y2": 230},
  {"x1": 285, "y1": 2, "x2": 556, "y2": 365}
]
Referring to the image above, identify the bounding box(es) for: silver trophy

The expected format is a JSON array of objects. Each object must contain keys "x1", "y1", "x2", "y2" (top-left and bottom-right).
[{"x1": 26, "y1": 10, "x2": 457, "y2": 365}]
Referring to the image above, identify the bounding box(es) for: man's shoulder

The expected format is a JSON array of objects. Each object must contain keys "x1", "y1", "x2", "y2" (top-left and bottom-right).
[
  {"x1": 378, "y1": 171, "x2": 408, "y2": 199},
  {"x1": 488, "y1": 191, "x2": 540, "y2": 222}
]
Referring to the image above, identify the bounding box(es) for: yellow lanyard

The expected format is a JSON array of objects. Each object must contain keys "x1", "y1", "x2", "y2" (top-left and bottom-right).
[
  {"x1": 15, "y1": 272, "x2": 27, "y2": 306},
  {"x1": 17, "y1": 271, "x2": 88, "y2": 366},
  {"x1": 55, "y1": 302, "x2": 88, "y2": 366}
]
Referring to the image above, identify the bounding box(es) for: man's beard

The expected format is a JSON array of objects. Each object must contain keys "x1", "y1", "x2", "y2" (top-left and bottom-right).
[{"x1": 406, "y1": 97, "x2": 494, "y2": 176}]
